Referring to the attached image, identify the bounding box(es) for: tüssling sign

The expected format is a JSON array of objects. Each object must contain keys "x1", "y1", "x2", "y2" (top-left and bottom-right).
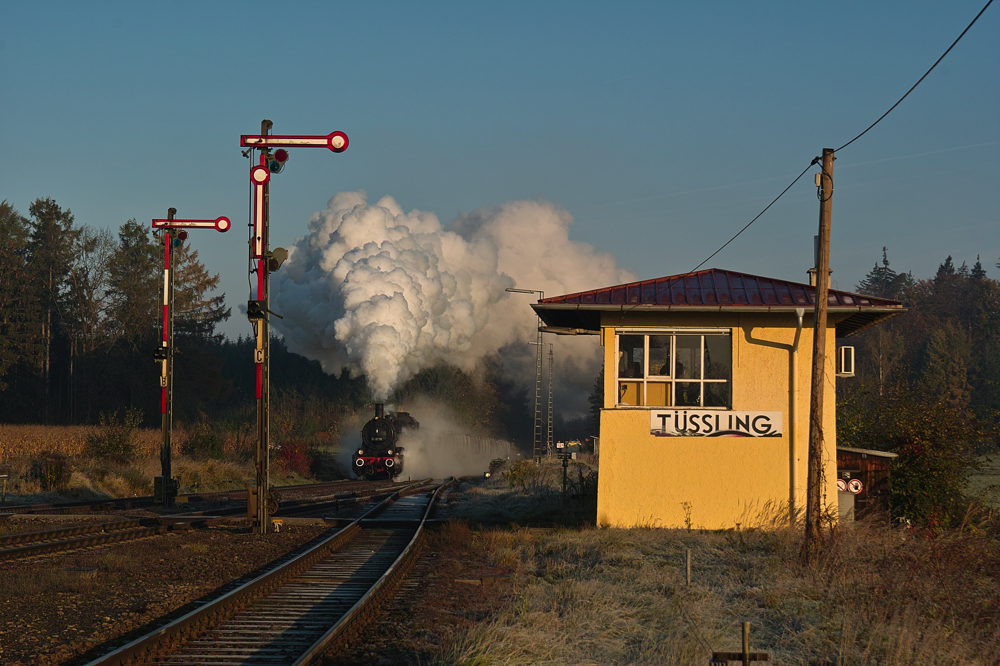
[{"x1": 650, "y1": 410, "x2": 782, "y2": 437}]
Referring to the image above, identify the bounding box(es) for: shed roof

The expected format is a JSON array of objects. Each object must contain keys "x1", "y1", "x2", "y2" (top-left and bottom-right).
[{"x1": 530, "y1": 268, "x2": 904, "y2": 337}]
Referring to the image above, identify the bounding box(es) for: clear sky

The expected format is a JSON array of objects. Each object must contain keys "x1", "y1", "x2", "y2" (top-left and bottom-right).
[{"x1": 3, "y1": 1, "x2": 997, "y2": 340}]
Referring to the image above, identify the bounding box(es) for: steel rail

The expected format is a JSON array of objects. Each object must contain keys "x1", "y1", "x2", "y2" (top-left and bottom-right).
[
  {"x1": 0, "y1": 524, "x2": 170, "y2": 561},
  {"x1": 83, "y1": 481, "x2": 432, "y2": 666},
  {"x1": 292, "y1": 479, "x2": 453, "y2": 664},
  {"x1": 0, "y1": 518, "x2": 143, "y2": 547},
  {"x1": 1, "y1": 479, "x2": 380, "y2": 516},
  {"x1": 0, "y1": 482, "x2": 412, "y2": 561}
]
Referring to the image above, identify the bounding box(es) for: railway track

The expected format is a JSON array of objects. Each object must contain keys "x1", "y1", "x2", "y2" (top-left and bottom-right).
[
  {"x1": 0, "y1": 518, "x2": 173, "y2": 561},
  {"x1": 85, "y1": 480, "x2": 450, "y2": 666},
  {"x1": 0, "y1": 481, "x2": 409, "y2": 562},
  {"x1": 0, "y1": 479, "x2": 384, "y2": 516}
]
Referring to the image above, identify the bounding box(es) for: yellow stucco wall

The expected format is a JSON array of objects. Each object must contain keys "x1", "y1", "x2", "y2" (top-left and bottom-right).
[{"x1": 597, "y1": 311, "x2": 840, "y2": 529}]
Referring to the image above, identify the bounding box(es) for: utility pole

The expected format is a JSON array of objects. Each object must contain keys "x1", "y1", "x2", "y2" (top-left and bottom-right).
[
  {"x1": 240, "y1": 120, "x2": 348, "y2": 533},
  {"x1": 151, "y1": 210, "x2": 231, "y2": 507},
  {"x1": 803, "y1": 147, "x2": 834, "y2": 562}
]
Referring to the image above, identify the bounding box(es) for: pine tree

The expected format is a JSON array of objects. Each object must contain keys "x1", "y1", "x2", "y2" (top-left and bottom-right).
[
  {"x1": 920, "y1": 323, "x2": 972, "y2": 411},
  {"x1": 172, "y1": 242, "x2": 230, "y2": 340},
  {"x1": 856, "y1": 247, "x2": 913, "y2": 300},
  {"x1": 0, "y1": 201, "x2": 43, "y2": 393},
  {"x1": 26, "y1": 198, "x2": 79, "y2": 407},
  {"x1": 106, "y1": 219, "x2": 160, "y2": 348}
]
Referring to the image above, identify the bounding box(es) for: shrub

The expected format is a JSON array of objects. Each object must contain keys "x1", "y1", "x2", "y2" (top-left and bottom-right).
[
  {"x1": 503, "y1": 459, "x2": 536, "y2": 489},
  {"x1": 29, "y1": 452, "x2": 72, "y2": 491},
  {"x1": 488, "y1": 457, "x2": 507, "y2": 475},
  {"x1": 181, "y1": 421, "x2": 225, "y2": 460},
  {"x1": 276, "y1": 441, "x2": 313, "y2": 477},
  {"x1": 85, "y1": 409, "x2": 143, "y2": 461}
]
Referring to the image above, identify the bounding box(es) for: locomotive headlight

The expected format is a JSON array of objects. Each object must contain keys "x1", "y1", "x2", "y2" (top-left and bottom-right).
[
  {"x1": 357, "y1": 449, "x2": 364, "y2": 455},
  {"x1": 387, "y1": 449, "x2": 393, "y2": 455}
]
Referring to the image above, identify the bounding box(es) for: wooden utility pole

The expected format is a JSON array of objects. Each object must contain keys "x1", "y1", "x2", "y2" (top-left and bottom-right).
[{"x1": 803, "y1": 148, "x2": 834, "y2": 563}]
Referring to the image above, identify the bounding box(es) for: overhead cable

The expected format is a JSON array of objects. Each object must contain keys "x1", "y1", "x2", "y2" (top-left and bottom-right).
[
  {"x1": 835, "y1": 0, "x2": 994, "y2": 153},
  {"x1": 686, "y1": 162, "x2": 814, "y2": 274},
  {"x1": 684, "y1": 0, "x2": 992, "y2": 275}
]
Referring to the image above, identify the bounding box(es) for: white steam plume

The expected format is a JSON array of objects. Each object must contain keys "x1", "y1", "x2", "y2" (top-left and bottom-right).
[{"x1": 272, "y1": 192, "x2": 635, "y2": 403}]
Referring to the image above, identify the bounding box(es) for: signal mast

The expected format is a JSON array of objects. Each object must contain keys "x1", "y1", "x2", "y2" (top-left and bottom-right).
[
  {"x1": 240, "y1": 120, "x2": 348, "y2": 533},
  {"x1": 151, "y1": 209, "x2": 231, "y2": 506}
]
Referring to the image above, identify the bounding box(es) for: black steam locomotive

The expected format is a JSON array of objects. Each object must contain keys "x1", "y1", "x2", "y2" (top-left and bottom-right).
[{"x1": 353, "y1": 404, "x2": 419, "y2": 480}]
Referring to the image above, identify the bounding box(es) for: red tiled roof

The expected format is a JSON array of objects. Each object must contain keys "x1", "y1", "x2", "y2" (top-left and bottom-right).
[
  {"x1": 531, "y1": 268, "x2": 904, "y2": 337},
  {"x1": 539, "y1": 268, "x2": 900, "y2": 308}
]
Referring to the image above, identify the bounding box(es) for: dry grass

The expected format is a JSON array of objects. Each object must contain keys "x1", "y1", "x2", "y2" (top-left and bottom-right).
[
  {"x1": 0, "y1": 424, "x2": 263, "y2": 503},
  {"x1": 0, "y1": 424, "x2": 161, "y2": 461},
  {"x1": 441, "y1": 486, "x2": 1000, "y2": 665}
]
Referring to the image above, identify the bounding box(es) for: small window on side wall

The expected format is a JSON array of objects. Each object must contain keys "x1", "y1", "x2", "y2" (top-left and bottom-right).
[{"x1": 615, "y1": 331, "x2": 731, "y2": 408}]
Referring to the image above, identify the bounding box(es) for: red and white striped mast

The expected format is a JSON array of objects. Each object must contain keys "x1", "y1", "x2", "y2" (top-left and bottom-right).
[
  {"x1": 240, "y1": 120, "x2": 348, "y2": 533},
  {"x1": 151, "y1": 209, "x2": 231, "y2": 507}
]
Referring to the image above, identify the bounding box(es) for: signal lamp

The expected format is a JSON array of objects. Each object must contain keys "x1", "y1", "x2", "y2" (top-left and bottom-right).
[
  {"x1": 268, "y1": 149, "x2": 289, "y2": 173},
  {"x1": 246, "y1": 300, "x2": 266, "y2": 321},
  {"x1": 178, "y1": 231, "x2": 189, "y2": 241},
  {"x1": 266, "y1": 247, "x2": 288, "y2": 272}
]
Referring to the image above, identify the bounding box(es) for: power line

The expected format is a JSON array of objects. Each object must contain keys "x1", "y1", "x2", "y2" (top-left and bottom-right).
[
  {"x1": 835, "y1": 0, "x2": 994, "y2": 153},
  {"x1": 687, "y1": 162, "x2": 814, "y2": 274},
  {"x1": 685, "y1": 0, "x2": 993, "y2": 275}
]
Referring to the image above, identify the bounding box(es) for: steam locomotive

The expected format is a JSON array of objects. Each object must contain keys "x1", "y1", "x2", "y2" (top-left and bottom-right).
[{"x1": 352, "y1": 404, "x2": 419, "y2": 480}]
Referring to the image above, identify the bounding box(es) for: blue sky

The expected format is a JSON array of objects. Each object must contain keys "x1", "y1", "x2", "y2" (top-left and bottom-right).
[{"x1": 3, "y1": 1, "x2": 997, "y2": 340}]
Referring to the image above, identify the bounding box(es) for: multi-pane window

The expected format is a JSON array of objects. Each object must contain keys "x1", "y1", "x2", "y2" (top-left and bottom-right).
[{"x1": 616, "y1": 331, "x2": 731, "y2": 408}]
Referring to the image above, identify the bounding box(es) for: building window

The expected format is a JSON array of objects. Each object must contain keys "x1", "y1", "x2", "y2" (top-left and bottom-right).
[{"x1": 615, "y1": 331, "x2": 731, "y2": 408}]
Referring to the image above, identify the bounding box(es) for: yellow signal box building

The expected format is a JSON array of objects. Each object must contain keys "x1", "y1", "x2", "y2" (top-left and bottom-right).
[{"x1": 533, "y1": 269, "x2": 904, "y2": 530}]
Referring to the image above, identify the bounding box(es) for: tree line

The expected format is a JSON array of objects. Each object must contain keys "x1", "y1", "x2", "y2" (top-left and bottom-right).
[
  {"x1": 840, "y1": 249, "x2": 1000, "y2": 524},
  {"x1": 0, "y1": 198, "x2": 233, "y2": 424},
  {"x1": 0, "y1": 196, "x2": 534, "y2": 443}
]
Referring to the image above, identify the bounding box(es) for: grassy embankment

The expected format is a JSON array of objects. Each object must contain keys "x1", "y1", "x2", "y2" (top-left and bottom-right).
[{"x1": 439, "y1": 458, "x2": 1000, "y2": 665}]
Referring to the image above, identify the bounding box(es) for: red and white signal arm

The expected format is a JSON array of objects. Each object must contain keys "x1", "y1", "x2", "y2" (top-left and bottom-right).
[
  {"x1": 847, "y1": 479, "x2": 863, "y2": 495},
  {"x1": 250, "y1": 165, "x2": 270, "y2": 258},
  {"x1": 837, "y1": 479, "x2": 848, "y2": 493},
  {"x1": 152, "y1": 216, "x2": 231, "y2": 232},
  {"x1": 240, "y1": 131, "x2": 349, "y2": 153}
]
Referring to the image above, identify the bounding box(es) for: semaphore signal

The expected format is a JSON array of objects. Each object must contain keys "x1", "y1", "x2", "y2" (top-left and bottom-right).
[
  {"x1": 150, "y1": 208, "x2": 230, "y2": 507},
  {"x1": 242, "y1": 119, "x2": 349, "y2": 533}
]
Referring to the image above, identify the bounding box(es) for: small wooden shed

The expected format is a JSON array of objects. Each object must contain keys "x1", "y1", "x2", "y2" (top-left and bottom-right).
[{"x1": 836, "y1": 446, "x2": 897, "y2": 520}]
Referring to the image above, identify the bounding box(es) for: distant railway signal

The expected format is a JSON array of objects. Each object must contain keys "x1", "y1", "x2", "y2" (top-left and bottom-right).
[
  {"x1": 241, "y1": 119, "x2": 349, "y2": 533},
  {"x1": 150, "y1": 208, "x2": 230, "y2": 507}
]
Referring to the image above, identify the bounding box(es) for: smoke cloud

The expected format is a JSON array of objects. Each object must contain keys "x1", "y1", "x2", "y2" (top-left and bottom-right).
[
  {"x1": 272, "y1": 192, "x2": 635, "y2": 404},
  {"x1": 394, "y1": 398, "x2": 515, "y2": 479}
]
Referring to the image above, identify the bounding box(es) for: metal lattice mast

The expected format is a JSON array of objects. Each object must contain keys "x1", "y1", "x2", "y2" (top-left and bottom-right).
[
  {"x1": 505, "y1": 287, "x2": 546, "y2": 463},
  {"x1": 533, "y1": 324, "x2": 543, "y2": 462},
  {"x1": 547, "y1": 344, "x2": 553, "y2": 455}
]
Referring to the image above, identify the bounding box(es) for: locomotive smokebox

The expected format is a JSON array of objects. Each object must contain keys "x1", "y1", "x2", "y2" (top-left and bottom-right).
[{"x1": 374, "y1": 403, "x2": 384, "y2": 419}]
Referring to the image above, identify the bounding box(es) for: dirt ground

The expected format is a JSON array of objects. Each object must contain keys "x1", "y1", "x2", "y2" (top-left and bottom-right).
[
  {"x1": 0, "y1": 520, "x2": 332, "y2": 665},
  {"x1": 0, "y1": 488, "x2": 517, "y2": 666},
  {"x1": 320, "y1": 524, "x2": 514, "y2": 666}
]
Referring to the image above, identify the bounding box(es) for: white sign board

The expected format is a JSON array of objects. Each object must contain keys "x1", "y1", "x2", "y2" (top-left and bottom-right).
[{"x1": 650, "y1": 410, "x2": 782, "y2": 437}]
